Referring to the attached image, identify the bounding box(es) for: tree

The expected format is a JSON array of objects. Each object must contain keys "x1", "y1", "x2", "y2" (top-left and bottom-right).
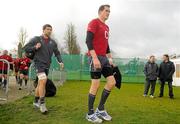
[
  {"x1": 17, "y1": 27, "x2": 28, "y2": 58},
  {"x1": 18, "y1": 42, "x2": 23, "y2": 58},
  {"x1": 51, "y1": 33, "x2": 67, "y2": 54},
  {"x1": 64, "y1": 23, "x2": 80, "y2": 54}
]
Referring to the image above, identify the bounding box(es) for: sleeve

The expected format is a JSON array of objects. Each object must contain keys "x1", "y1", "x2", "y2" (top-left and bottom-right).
[
  {"x1": 27, "y1": 59, "x2": 31, "y2": 67},
  {"x1": 86, "y1": 31, "x2": 94, "y2": 50},
  {"x1": 143, "y1": 63, "x2": 148, "y2": 76},
  {"x1": 156, "y1": 64, "x2": 159, "y2": 76},
  {"x1": 158, "y1": 63, "x2": 162, "y2": 77},
  {"x1": 23, "y1": 36, "x2": 39, "y2": 52},
  {"x1": 53, "y1": 42, "x2": 63, "y2": 63},
  {"x1": 9, "y1": 56, "x2": 13, "y2": 63},
  {"x1": 87, "y1": 20, "x2": 97, "y2": 34},
  {"x1": 106, "y1": 43, "x2": 110, "y2": 54},
  {"x1": 18, "y1": 59, "x2": 22, "y2": 66},
  {"x1": 168, "y1": 62, "x2": 175, "y2": 77}
]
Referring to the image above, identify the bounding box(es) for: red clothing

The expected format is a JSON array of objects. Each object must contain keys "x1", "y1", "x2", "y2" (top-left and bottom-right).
[
  {"x1": 87, "y1": 18, "x2": 109, "y2": 56},
  {"x1": 13, "y1": 58, "x2": 20, "y2": 70},
  {"x1": 19, "y1": 57, "x2": 31, "y2": 70},
  {"x1": 0, "y1": 55, "x2": 13, "y2": 70},
  {"x1": 43, "y1": 37, "x2": 49, "y2": 44}
]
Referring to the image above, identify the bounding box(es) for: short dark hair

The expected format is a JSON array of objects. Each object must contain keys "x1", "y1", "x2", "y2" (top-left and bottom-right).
[
  {"x1": 163, "y1": 54, "x2": 169, "y2": 60},
  {"x1": 98, "y1": 4, "x2": 110, "y2": 14},
  {"x1": 149, "y1": 55, "x2": 155, "y2": 59},
  {"x1": 43, "y1": 24, "x2": 52, "y2": 30}
]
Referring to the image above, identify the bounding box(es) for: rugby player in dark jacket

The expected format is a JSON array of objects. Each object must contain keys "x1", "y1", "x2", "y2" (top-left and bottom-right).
[
  {"x1": 85, "y1": 5, "x2": 116, "y2": 123},
  {"x1": 24, "y1": 24, "x2": 64, "y2": 114},
  {"x1": 159, "y1": 54, "x2": 175, "y2": 99},
  {"x1": 143, "y1": 55, "x2": 158, "y2": 98}
]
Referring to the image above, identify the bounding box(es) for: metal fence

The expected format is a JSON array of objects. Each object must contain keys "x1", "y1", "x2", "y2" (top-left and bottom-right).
[
  {"x1": 29, "y1": 55, "x2": 155, "y2": 83},
  {"x1": 0, "y1": 59, "x2": 10, "y2": 101}
]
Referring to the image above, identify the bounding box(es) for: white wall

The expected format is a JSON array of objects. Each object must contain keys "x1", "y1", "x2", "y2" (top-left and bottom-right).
[{"x1": 172, "y1": 59, "x2": 180, "y2": 86}]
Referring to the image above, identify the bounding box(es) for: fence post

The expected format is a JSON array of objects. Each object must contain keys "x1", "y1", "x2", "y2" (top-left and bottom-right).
[{"x1": 0, "y1": 59, "x2": 10, "y2": 101}]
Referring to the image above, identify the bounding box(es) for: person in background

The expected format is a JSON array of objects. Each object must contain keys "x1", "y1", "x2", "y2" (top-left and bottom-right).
[
  {"x1": 0, "y1": 50, "x2": 13, "y2": 89},
  {"x1": 18, "y1": 53, "x2": 31, "y2": 90},
  {"x1": 159, "y1": 54, "x2": 175, "y2": 99},
  {"x1": 143, "y1": 55, "x2": 159, "y2": 98},
  {"x1": 9, "y1": 53, "x2": 14, "y2": 71},
  {"x1": 13, "y1": 57, "x2": 20, "y2": 83}
]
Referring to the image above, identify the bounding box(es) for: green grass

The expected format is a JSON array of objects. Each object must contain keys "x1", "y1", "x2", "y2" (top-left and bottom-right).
[
  {"x1": 60, "y1": 71, "x2": 146, "y2": 83},
  {"x1": 0, "y1": 81, "x2": 180, "y2": 124}
]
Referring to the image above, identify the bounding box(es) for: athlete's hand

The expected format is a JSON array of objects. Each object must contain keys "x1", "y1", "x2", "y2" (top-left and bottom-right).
[
  {"x1": 35, "y1": 43, "x2": 41, "y2": 50},
  {"x1": 108, "y1": 58, "x2": 115, "y2": 66},
  {"x1": 59, "y1": 62, "x2": 64, "y2": 69},
  {"x1": 93, "y1": 57, "x2": 101, "y2": 69}
]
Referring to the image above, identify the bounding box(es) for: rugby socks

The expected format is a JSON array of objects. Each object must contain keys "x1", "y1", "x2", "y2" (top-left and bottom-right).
[
  {"x1": 25, "y1": 79, "x2": 28, "y2": 86},
  {"x1": 15, "y1": 76, "x2": 18, "y2": 82},
  {"x1": 34, "y1": 96, "x2": 40, "y2": 103},
  {"x1": 3, "y1": 79, "x2": 7, "y2": 87},
  {"x1": 98, "y1": 89, "x2": 111, "y2": 111},
  {"x1": 40, "y1": 97, "x2": 45, "y2": 104},
  {"x1": 19, "y1": 79, "x2": 23, "y2": 86},
  {"x1": 88, "y1": 93, "x2": 96, "y2": 115},
  {"x1": 0, "y1": 78, "x2": 2, "y2": 83}
]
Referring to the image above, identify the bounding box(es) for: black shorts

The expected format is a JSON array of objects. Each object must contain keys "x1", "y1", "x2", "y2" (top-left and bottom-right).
[
  {"x1": 34, "y1": 62, "x2": 49, "y2": 75},
  {"x1": 0, "y1": 70, "x2": 8, "y2": 74},
  {"x1": 35, "y1": 67, "x2": 49, "y2": 76},
  {"x1": 88, "y1": 56, "x2": 113, "y2": 79},
  {"x1": 19, "y1": 70, "x2": 29, "y2": 76}
]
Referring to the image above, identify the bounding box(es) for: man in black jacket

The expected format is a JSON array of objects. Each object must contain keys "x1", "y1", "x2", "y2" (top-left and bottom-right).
[
  {"x1": 144, "y1": 55, "x2": 159, "y2": 98},
  {"x1": 24, "y1": 24, "x2": 64, "y2": 113},
  {"x1": 159, "y1": 54, "x2": 175, "y2": 99}
]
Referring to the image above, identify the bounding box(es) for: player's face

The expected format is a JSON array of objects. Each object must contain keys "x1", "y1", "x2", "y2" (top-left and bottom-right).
[
  {"x1": 43, "y1": 27, "x2": 52, "y2": 37},
  {"x1": 150, "y1": 56, "x2": 155, "y2": 63},
  {"x1": 3, "y1": 50, "x2": 8, "y2": 55},
  {"x1": 163, "y1": 56, "x2": 168, "y2": 61},
  {"x1": 99, "y1": 7, "x2": 110, "y2": 20}
]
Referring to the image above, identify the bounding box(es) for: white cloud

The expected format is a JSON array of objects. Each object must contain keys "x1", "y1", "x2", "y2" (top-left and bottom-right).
[{"x1": 0, "y1": 0, "x2": 180, "y2": 58}]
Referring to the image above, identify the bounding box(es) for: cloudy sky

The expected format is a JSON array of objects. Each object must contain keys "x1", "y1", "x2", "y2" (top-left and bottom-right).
[{"x1": 0, "y1": 0, "x2": 180, "y2": 58}]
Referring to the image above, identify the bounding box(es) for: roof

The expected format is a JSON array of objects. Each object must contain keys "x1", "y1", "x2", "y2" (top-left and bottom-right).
[{"x1": 171, "y1": 58, "x2": 180, "y2": 62}]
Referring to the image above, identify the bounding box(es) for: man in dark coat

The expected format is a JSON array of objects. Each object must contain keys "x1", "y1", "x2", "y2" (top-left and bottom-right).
[
  {"x1": 144, "y1": 55, "x2": 159, "y2": 98},
  {"x1": 159, "y1": 54, "x2": 175, "y2": 99}
]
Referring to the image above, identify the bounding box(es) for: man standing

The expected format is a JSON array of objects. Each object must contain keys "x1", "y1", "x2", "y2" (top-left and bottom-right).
[
  {"x1": 85, "y1": 5, "x2": 116, "y2": 123},
  {"x1": 143, "y1": 55, "x2": 159, "y2": 98},
  {"x1": 159, "y1": 54, "x2": 175, "y2": 99},
  {"x1": 0, "y1": 50, "x2": 13, "y2": 89},
  {"x1": 24, "y1": 24, "x2": 64, "y2": 114},
  {"x1": 13, "y1": 57, "x2": 20, "y2": 83},
  {"x1": 18, "y1": 53, "x2": 31, "y2": 90}
]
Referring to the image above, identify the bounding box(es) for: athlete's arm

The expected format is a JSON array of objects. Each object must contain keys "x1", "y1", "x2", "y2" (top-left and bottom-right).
[
  {"x1": 53, "y1": 42, "x2": 63, "y2": 63},
  {"x1": 24, "y1": 37, "x2": 40, "y2": 52},
  {"x1": 106, "y1": 44, "x2": 111, "y2": 58},
  {"x1": 86, "y1": 31, "x2": 98, "y2": 58},
  {"x1": 86, "y1": 31, "x2": 101, "y2": 69},
  {"x1": 53, "y1": 42, "x2": 64, "y2": 69},
  {"x1": 9, "y1": 57, "x2": 14, "y2": 64},
  {"x1": 106, "y1": 44, "x2": 113, "y2": 66},
  {"x1": 27, "y1": 60, "x2": 31, "y2": 67}
]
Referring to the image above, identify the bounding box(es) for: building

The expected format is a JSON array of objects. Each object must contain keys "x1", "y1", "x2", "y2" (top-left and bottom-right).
[{"x1": 172, "y1": 58, "x2": 180, "y2": 86}]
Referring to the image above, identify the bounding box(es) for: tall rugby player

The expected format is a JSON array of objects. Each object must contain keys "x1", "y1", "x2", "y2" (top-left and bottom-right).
[{"x1": 85, "y1": 5, "x2": 116, "y2": 123}]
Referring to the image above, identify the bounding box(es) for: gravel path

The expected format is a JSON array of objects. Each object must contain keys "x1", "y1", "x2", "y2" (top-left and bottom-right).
[{"x1": 0, "y1": 76, "x2": 33, "y2": 104}]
